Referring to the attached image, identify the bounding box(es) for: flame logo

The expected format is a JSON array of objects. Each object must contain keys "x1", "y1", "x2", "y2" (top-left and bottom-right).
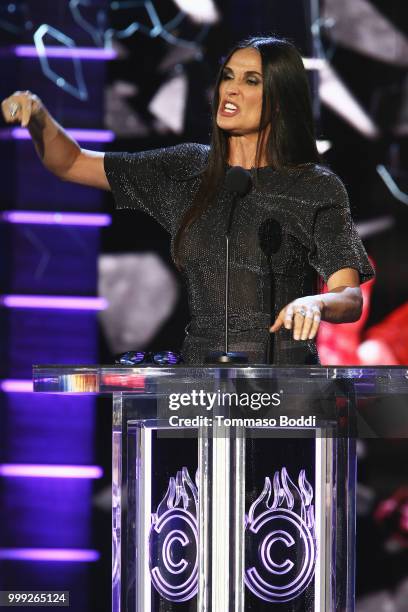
[
  {"x1": 245, "y1": 467, "x2": 316, "y2": 603},
  {"x1": 149, "y1": 467, "x2": 198, "y2": 602}
]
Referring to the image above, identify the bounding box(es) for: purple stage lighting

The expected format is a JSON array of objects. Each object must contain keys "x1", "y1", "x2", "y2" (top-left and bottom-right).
[
  {"x1": 0, "y1": 379, "x2": 33, "y2": 393},
  {"x1": 12, "y1": 46, "x2": 118, "y2": 60},
  {"x1": 0, "y1": 548, "x2": 100, "y2": 562},
  {"x1": 0, "y1": 464, "x2": 103, "y2": 479},
  {"x1": 1, "y1": 210, "x2": 112, "y2": 227},
  {"x1": 0, "y1": 128, "x2": 115, "y2": 143},
  {"x1": 0, "y1": 295, "x2": 108, "y2": 310}
]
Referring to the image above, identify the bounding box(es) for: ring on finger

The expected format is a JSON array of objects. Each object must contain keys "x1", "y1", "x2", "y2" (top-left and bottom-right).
[
  {"x1": 296, "y1": 308, "x2": 307, "y2": 317},
  {"x1": 9, "y1": 102, "x2": 21, "y2": 118}
]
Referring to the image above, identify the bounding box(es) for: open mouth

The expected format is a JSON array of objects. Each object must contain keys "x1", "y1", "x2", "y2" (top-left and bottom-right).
[{"x1": 220, "y1": 101, "x2": 239, "y2": 116}]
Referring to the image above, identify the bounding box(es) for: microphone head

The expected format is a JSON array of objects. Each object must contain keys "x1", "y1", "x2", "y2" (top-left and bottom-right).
[
  {"x1": 225, "y1": 166, "x2": 252, "y2": 197},
  {"x1": 258, "y1": 218, "x2": 282, "y2": 256}
]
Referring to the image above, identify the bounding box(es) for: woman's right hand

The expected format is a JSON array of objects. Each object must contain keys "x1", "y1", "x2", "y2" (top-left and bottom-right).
[
  {"x1": 1, "y1": 90, "x2": 44, "y2": 128},
  {"x1": 1, "y1": 90, "x2": 109, "y2": 190}
]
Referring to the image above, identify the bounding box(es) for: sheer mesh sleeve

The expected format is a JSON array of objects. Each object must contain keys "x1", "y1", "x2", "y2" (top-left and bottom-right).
[
  {"x1": 308, "y1": 172, "x2": 375, "y2": 284},
  {"x1": 103, "y1": 142, "x2": 207, "y2": 233}
]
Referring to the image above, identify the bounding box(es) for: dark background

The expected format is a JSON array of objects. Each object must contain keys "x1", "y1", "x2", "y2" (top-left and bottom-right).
[{"x1": 0, "y1": 1, "x2": 407, "y2": 610}]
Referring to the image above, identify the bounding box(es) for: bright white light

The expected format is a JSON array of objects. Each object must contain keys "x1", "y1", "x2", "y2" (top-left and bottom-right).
[
  {"x1": 301, "y1": 57, "x2": 380, "y2": 139},
  {"x1": 323, "y1": 0, "x2": 408, "y2": 67},
  {"x1": 98, "y1": 253, "x2": 178, "y2": 354},
  {"x1": 302, "y1": 57, "x2": 326, "y2": 71},
  {"x1": 171, "y1": 0, "x2": 219, "y2": 24},
  {"x1": 355, "y1": 216, "x2": 394, "y2": 239},
  {"x1": 149, "y1": 73, "x2": 187, "y2": 134},
  {"x1": 319, "y1": 62, "x2": 379, "y2": 139},
  {"x1": 357, "y1": 340, "x2": 399, "y2": 365},
  {"x1": 316, "y1": 140, "x2": 332, "y2": 154}
]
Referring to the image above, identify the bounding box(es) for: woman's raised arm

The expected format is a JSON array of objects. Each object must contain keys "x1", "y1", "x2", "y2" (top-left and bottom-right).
[{"x1": 1, "y1": 90, "x2": 110, "y2": 191}]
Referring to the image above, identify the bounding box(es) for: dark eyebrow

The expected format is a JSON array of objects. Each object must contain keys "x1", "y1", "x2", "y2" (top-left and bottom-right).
[{"x1": 223, "y1": 66, "x2": 262, "y2": 77}]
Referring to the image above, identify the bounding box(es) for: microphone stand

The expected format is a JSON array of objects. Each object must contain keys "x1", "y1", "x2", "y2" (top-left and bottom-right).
[
  {"x1": 206, "y1": 191, "x2": 248, "y2": 364},
  {"x1": 225, "y1": 231, "x2": 231, "y2": 356}
]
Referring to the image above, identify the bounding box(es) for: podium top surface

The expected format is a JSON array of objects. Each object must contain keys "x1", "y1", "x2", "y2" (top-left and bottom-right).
[{"x1": 32, "y1": 365, "x2": 408, "y2": 394}]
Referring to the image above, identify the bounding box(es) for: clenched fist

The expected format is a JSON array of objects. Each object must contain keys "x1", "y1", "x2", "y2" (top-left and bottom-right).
[{"x1": 1, "y1": 90, "x2": 44, "y2": 128}]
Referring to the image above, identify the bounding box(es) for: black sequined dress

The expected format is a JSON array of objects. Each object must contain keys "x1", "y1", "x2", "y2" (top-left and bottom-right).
[{"x1": 104, "y1": 143, "x2": 374, "y2": 365}]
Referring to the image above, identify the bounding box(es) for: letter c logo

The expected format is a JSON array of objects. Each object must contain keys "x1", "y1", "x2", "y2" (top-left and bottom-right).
[{"x1": 262, "y1": 531, "x2": 295, "y2": 575}]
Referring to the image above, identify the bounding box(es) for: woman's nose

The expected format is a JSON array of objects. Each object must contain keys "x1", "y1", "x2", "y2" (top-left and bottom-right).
[{"x1": 225, "y1": 82, "x2": 240, "y2": 96}]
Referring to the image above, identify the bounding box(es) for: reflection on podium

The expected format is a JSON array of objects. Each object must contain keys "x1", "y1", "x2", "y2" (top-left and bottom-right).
[{"x1": 33, "y1": 365, "x2": 408, "y2": 611}]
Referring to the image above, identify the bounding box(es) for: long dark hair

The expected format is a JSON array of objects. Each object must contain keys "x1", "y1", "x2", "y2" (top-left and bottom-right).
[{"x1": 174, "y1": 35, "x2": 320, "y2": 269}]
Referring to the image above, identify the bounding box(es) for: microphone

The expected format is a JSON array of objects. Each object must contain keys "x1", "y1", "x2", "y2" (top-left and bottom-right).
[
  {"x1": 205, "y1": 166, "x2": 252, "y2": 364},
  {"x1": 225, "y1": 165, "x2": 253, "y2": 194}
]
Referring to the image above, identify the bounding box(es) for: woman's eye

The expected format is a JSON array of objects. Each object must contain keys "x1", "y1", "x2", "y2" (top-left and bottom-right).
[
  {"x1": 222, "y1": 73, "x2": 232, "y2": 80},
  {"x1": 247, "y1": 79, "x2": 260, "y2": 85}
]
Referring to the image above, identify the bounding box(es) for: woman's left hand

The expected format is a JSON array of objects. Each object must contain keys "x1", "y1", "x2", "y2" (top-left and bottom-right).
[{"x1": 270, "y1": 296, "x2": 324, "y2": 340}]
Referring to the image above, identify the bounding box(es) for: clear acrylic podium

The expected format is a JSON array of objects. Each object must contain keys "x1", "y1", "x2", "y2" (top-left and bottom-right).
[{"x1": 33, "y1": 365, "x2": 408, "y2": 612}]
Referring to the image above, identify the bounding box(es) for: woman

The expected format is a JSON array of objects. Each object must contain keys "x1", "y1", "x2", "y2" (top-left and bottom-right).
[{"x1": 1, "y1": 36, "x2": 374, "y2": 364}]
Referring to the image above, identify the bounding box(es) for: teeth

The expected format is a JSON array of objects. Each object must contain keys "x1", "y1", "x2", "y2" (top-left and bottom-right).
[{"x1": 225, "y1": 102, "x2": 238, "y2": 111}]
